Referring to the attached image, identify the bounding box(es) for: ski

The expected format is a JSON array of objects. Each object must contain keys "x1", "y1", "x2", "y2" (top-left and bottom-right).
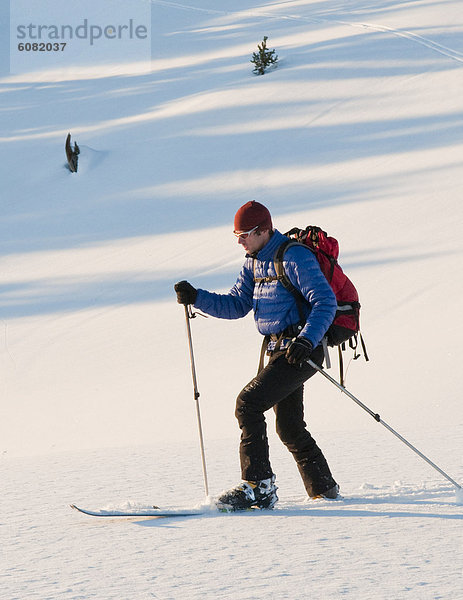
[
  {"x1": 71, "y1": 499, "x2": 337, "y2": 518},
  {"x1": 70, "y1": 504, "x2": 203, "y2": 518}
]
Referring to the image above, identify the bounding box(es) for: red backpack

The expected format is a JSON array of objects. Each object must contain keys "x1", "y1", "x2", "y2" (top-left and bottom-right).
[{"x1": 275, "y1": 226, "x2": 368, "y2": 383}]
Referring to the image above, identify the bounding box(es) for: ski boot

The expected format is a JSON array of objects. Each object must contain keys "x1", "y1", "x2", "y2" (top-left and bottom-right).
[
  {"x1": 297, "y1": 454, "x2": 339, "y2": 500},
  {"x1": 311, "y1": 484, "x2": 340, "y2": 500},
  {"x1": 217, "y1": 476, "x2": 278, "y2": 511}
]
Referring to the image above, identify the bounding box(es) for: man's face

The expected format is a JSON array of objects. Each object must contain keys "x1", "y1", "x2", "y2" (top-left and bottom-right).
[{"x1": 235, "y1": 227, "x2": 270, "y2": 254}]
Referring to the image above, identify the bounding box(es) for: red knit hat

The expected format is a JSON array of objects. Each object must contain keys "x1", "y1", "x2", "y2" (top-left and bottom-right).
[{"x1": 234, "y1": 201, "x2": 273, "y2": 232}]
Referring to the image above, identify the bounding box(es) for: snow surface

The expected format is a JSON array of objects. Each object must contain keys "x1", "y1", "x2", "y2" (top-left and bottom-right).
[{"x1": 1, "y1": 0, "x2": 462, "y2": 598}]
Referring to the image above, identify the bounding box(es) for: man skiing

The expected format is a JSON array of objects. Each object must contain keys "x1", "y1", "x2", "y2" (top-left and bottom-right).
[{"x1": 174, "y1": 201, "x2": 339, "y2": 510}]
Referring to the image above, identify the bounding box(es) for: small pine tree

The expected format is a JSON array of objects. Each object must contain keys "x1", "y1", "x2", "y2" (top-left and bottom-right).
[{"x1": 251, "y1": 36, "x2": 278, "y2": 75}]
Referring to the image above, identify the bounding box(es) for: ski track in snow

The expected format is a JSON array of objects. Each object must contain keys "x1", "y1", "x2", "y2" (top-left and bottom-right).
[
  {"x1": 351, "y1": 21, "x2": 463, "y2": 64},
  {"x1": 151, "y1": 0, "x2": 463, "y2": 64}
]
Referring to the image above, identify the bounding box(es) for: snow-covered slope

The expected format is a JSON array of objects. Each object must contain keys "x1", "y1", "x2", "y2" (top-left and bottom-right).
[{"x1": 1, "y1": 1, "x2": 462, "y2": 598}]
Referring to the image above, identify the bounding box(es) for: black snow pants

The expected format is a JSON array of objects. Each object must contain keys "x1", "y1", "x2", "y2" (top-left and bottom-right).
[{"x1": 235, "y1": 344, "x2": 337, "y2": 497}]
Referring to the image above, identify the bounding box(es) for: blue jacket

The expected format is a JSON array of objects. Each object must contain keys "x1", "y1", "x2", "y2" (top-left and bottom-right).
[{"x1": 194, "y1": 229, "x2": 337, "y2": 348}]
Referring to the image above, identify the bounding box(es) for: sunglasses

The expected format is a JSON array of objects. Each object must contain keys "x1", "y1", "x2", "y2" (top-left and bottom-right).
[{"x1": 233, "y1": 225, "x2": 259, "y2": 239}]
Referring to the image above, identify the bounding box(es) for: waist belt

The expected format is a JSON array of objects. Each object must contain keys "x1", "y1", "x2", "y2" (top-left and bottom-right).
[
  {"x1": 267, "y1": 336, "x2": 292, "y2": 352},
  {"x1": 258, "y1": 324, "x2": 302, "y2": 372},
  {"x1": 269, "y1": 333, "x2": 292, "y2": 343},
  {"x1": 269, "y1": 324, "x2": 302, "y2": 341}
]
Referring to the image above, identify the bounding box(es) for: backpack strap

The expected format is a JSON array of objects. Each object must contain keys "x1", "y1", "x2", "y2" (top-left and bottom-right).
[
  {"x1": 252, "y1": 240, "x2": 308, "y2": 325},
  {"x1": 253, "y1": 258, "x2": 279, "y2": 284},
  {"x1": 337, "y1": 332, "x2": 369, "y2": 386},
  {"x1": 338, "y1": 346, "x2": 345, "y2": 386},
  {"x1": 253, "y1": 240, "x2": 307, "y2": 373},
  {"x1": 322, "y1": 336, "x2": 331, "y2": 369},
  {"x1": 317, "y1": 248, "x2": 337, "y2": 282},
  {"x1": 273, "y1": 240, "x2": 308, "y2": 325},
  {"x1": 258, "y1": 335, "x2": 270, "y2": 373},
  {"x1": 358, "y1": 332, "x2": 369, "y2": 362}
]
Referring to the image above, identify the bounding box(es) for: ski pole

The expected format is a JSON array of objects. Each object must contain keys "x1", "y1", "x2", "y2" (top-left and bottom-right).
[
  {"x1": 184, "y1": 305, "x2": 209, "y2": 498},
  {"x1": 308, "y1": 359, "x2": 462, "y2": 491}
]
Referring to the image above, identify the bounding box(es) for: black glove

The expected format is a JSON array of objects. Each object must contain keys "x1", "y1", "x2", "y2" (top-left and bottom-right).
[
  {"x1": 285, "y1": 337, "x2": 313, "y2": 366},
  {"x1": 174, "y1": 280, "x2": 197, "y2": 305}
]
